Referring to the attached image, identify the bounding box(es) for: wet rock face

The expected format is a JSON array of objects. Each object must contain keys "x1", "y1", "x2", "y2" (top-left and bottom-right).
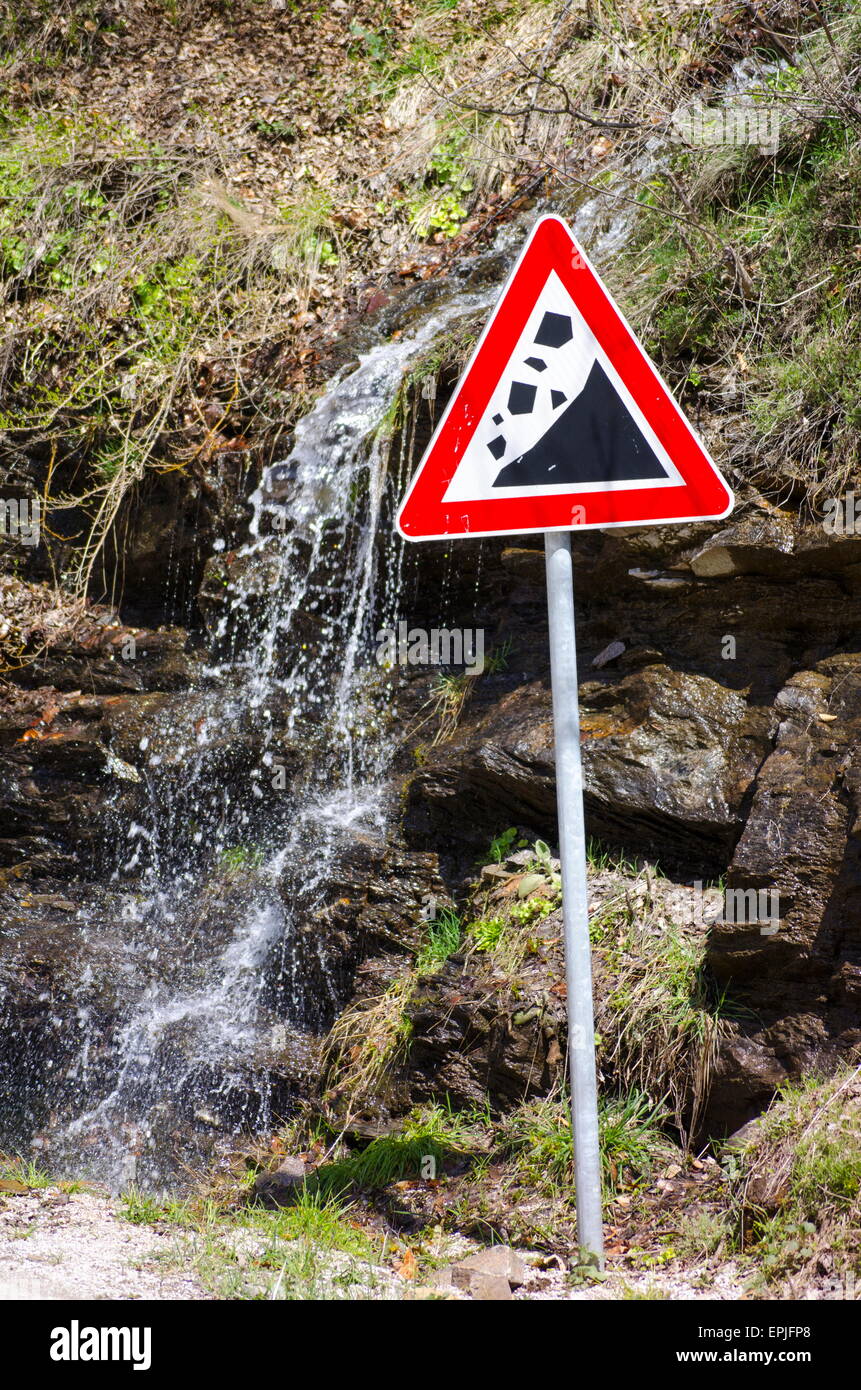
[
  {"x1": 0, "y1": 681, "x2": 290, "y2": 879},
  {"x1": 6, "y1": 381, "x2": 861, "y2": 1167},
  {"x1": 0, "y1": 919, "x2": 124, "y2": 1149},
  {"x1": 404, "y1": 657, "x2": 771, "y2": 876},
  {"x1": 707, "y1": 654, "x2": 861, "y2": 1130},
  {"x1": 405, "y1": 962, "x2": 565, "y2": 1111},
  {"x1": 316, "y1": 839, "x2": 449, "y2": 961},
  {"x1": 396, "y1": 501, "x2": 861, "y2": 1127}
]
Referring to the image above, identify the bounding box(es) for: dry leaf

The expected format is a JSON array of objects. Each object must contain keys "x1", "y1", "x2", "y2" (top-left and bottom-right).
[{"x1": 396, "y1": 1248, "x2": 418, "y2": 1280}]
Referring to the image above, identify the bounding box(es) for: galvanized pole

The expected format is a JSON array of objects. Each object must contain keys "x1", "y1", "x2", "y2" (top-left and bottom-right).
[{"x1": 544, "y1": 530, "x2": 604, "y2": 1269}]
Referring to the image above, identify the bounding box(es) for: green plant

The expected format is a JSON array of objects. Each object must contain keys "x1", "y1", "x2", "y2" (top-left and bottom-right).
[
  {"x1": 754, "y1": 1213, "x2": 819, "y2": 1283},
  {"x1": 500, "y1": 1088, "x2": 673, "y2": 1202},
  {"x1": 251, "y1": 118, "x2": 297, "y2": 144},
  {"x1": 407, "y1": 134, "x2": 475, "y2": 240},
  {"x1": 408, "y1": 188, "x2": 469, "y2": 240},
  {"x1": 309, "y1": 1102, "x2": 475, "y2": 1195},
  {"x1": 416, "y1": 907, "x2": 461, "y2": 974},
  {"x1": 348, "y1": 20, "x2": 390, "y2": 66},
  {"x1": 0, "y1": 1155, "x2": 53, "y2": 1189},
  {"x1": 469, "y1": 915, "x2": 506, "y2": 953},
  {"x1": 249, "y1": 1187, "x2": 372, "y2": 1260},
  {"x1": 509, "y1": 896, "x2": 556, "y2": 926},
  {"x1": 218, "y1": 844, "x2": 265, "y2": 873},
  {"x1": 483, "y1": 640, "x2": 512, "y2": 674},
  {"x1": 121, "y1": 1187, "x2": 199, "y2": 1227},
  {"x1": 488, "y1": 827, "x2": 518, "y2": 863},
  {"x1": 674, "y1": 1208, "x2": 732, "y2": 1259}
]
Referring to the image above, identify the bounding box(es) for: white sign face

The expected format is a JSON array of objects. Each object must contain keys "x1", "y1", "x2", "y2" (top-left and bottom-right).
[{"x1": 442, "y1": 270, "x2": 683, "y2": 503}]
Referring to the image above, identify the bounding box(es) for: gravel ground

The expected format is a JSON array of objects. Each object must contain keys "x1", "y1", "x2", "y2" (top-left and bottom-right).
[
  {"x1": 0, "y1": 1186, "x2": 750, "y2": 1302},
  {"x1": 520, "y1": 1262, "x2": 750, "y2": 1300},
  {"x1": 0, "y1": 1187, "x2": 204, "y2": 1301}
]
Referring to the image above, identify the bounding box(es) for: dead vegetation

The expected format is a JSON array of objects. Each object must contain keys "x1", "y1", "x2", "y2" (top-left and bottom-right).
[
  {"x1": 320, "y1": 973, "x2": 415, "y2": 1126},
  {"x1": 2, "y1": 0, "x2": 836, "y2": 614},
  {"x1": 616, "y1": 7, "x2": 861, "y2": 514},
  {"x1": 591, "y1": 874, "x2": 727, "y2": 1142}
]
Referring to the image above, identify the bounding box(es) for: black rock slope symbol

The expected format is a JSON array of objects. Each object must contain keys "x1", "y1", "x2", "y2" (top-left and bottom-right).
[{"x1": 492, "y1": 359, "x2": 667, "y2": 489}]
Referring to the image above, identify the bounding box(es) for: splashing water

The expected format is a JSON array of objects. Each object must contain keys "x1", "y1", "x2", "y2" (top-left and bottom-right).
[{"x1": 32, "y1": 284, "x2": 495, "y2": 1190}]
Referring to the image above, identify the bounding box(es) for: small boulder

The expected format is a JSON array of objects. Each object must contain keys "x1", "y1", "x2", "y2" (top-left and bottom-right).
[
  {"x1": 451, "y1": 1268, "x2": 512, "y2": 1300},
  {"x1": 457, "y1": 1244, "x2": 528, "y2": 1288},
  {"x1": 253, "y1": 1156, "x2": 307, "y2": 1205},
  {"x1": 429, "y1": 1245, "x2": 528, "y2": 1299}
]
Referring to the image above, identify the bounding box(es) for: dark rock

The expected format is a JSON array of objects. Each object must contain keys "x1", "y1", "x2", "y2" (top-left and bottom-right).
[
  {"x1": 313, "y1": 838, "x2": 450, "y2": 962},
  {"x1": 404, "y1": 962, "x2": 565, "y2": 1111},
  {"x1": 405, "y1": 663, "x2": 772, "y2": 873},
  {"x1": 706, "y1": 653, "x2": 861, "y2": 1131}
]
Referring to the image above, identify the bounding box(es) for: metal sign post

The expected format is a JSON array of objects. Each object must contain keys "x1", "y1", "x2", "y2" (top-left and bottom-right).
[
  {"x1": 545, "y1": 530, "x2": 604, "y2": 1269},
  {"x1": 396, "y1": 212, "x2": 734, "y2": 1266}
]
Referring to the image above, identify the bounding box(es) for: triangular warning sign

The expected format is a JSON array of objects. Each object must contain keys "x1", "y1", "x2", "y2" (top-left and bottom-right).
[{"x1": 397, "y1": 215, "x2": 733, "y2": 540}]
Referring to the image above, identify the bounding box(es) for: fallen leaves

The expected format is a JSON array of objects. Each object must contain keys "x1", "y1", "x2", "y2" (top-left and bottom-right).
[
  {"x1": 0, "y1": 1178, "x2": 29, "y2": 1195},
  {"x1": 395, "y1": 1248, "x2": 418, "y2": 1280}
]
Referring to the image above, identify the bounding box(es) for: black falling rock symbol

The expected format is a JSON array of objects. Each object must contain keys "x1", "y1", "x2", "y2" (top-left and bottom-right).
[
  {"x1": 551, "y1": 389, "x2": 566, "y2": 408},
  {"x1": 492, "y1": 360, "x2": 667, "y2": 489},
  {"x1": 524, "y1": 356, "x2": 547, "y2": 371},
  {"x1": 507, "y1": 380, "x2": 537, "y2": 415},
  {"x1": 534, "y1": 311, "x2": 573, "y2": 348},
  {"x1": 488, "y1": 435, "x2": 507, "y2": 460}
]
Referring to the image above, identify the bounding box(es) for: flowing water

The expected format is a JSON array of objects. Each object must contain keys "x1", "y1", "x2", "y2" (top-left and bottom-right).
[{"x1": 30, "y1": 283, "x2": 499, "y2": 1189}]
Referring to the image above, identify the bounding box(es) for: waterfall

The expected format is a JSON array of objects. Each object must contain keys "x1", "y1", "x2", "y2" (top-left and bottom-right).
[{"x1": 32, "y1": 281, "x2": 496, "y2": 1190}]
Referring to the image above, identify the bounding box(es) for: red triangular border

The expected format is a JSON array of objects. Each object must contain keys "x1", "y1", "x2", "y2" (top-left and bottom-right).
[{"x1": 397, "y1": 215, "x2": 733, "y2": 540}]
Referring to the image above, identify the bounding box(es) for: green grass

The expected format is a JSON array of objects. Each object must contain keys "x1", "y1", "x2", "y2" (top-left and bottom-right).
[
  {"x1": 308, "y1": 1102, "x2": 478, "y2": 1195},
  {"x1": 218, "y1": 844, "x2": 265, "y2": 873},
  {"x1": 483, "y1": 640, "x2": 513, "y2": 675},
  {"x1": 586, "y1": 839, "x2": 640, "y2": 875},
  {"x1": 730, "y1": 1069, "x2": 861, "y2": 1291},
  {"x1": 673, "y1": 1209, "x2": 732, "y2": 1259},
  {"x1": 597, "y1": 905, "x2": 725, "y2": 1139},
  {"x1": 126, "y1": 1182, "x2": 385, "y2": 1300},
  {"x1": 0, "y1": 1155, "x2": 54, "y2": 1189},
  {"x1": 758, "y1": 1073, "x2": 861, "y2": 1215},
  {"x1": 416, "y1": 907, "x2": 462, "y2": 974},
  {"x1": 499, "y1": 1089, "x2": 673, "y2": 1203},
  {"x1": 619, "y1": 57, "x2": 861, "y2": 511},
  {"x1": 122, "y1": 1187, "x2": 200, "y2": 1227}
]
